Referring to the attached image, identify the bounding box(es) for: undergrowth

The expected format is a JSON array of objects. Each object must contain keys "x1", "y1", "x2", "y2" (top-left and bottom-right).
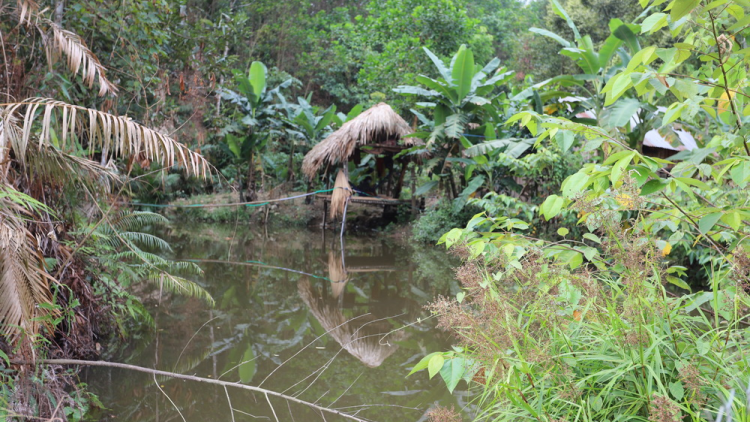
[{"x1": 416, "y1": 210, "x2": 750, "y2": 421}]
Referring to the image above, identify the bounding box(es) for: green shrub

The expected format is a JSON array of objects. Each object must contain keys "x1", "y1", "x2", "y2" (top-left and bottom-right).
[
  {"x1": 413, "y1": 212, "x2": 750, "y2": 421},
  {"x1": 412, "y1": 201, "x2": 481, "y2": 243}
]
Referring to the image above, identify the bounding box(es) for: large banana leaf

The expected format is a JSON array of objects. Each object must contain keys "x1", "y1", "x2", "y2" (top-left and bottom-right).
[
  {"x1": 423, "y1": 47, "x2": 452, "y2": 83},
  {"x1": 451, "y1": 46, "x2": 475, "y2": 103},
  {"x1": 248, "y1": 61, "x2": 267, "y2": 106}
]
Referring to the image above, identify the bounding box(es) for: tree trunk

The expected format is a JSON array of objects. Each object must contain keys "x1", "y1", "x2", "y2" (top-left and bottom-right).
[
  {"x1": 287, "y1": 144, "x2": 295, "y2": 183},
  {"x1": 238, "y1": 164, "x2": 245, "y2": 202},
  {"x1": 215, "y1": 43, "x2": 229, "y2": 117},
  {"x1": 54, "y1": 0, "x2": 64, "y2": 24},
  {"x1": 247, "y1": 150, "x2": 257, "y2": 201},
  {"x1": 448, "y1": 168, "x2": 458, "y2": 199}
]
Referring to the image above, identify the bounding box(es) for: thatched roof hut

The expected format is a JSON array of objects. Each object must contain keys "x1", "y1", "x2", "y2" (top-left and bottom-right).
[{"x1": 302, "y1": 103, "x2": 419, "y2": 180}]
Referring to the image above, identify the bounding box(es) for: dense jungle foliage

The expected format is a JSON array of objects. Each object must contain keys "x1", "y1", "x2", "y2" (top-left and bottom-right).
[{"x1": 1, "y1": 0, "x2": 750, "y2": 420}]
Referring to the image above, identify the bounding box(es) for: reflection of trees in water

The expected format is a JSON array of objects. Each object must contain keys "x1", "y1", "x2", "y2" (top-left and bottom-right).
[
  {"x1": 298, "y1": 276, "x2": 410, "y2": 368},
  {"x1": 85, "y1": 226, "x2": 461, "y2": 420}
]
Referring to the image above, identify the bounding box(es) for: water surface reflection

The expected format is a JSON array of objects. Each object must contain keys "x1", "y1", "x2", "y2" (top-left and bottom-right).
[{"x1": 84, "y1": 224, "x2": 464, "y2": 421}]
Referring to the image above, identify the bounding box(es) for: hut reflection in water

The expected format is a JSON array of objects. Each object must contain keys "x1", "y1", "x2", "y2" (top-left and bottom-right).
[{"x1": 297, "y1": 246, "x2": 420, "y2": 368}]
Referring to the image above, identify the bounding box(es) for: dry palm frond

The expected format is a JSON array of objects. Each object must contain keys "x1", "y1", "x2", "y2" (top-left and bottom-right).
[
  {"x1": 11, "y1": 0, "x2": 117, "y2": 96},
  {"x1": 302, "y1": 103, "x2": 415, "y2": 179},
  {"x1": 27, "y1": 144, "x2": 120, "y2": 192},
  {"x1": 43, "y1": 22, "x2": 118, "y2": 97},
  {"x1": 16, "y1": 0, "x2": 39, "y2": 26},
  {"x1": 330, "y1": 169, "x2": 351, "y2": 220},
  {"x1": 0, "y1": 195, "x2": 57, "y2": 344},
  {"x1": 0, "y1": 99, "x2": 212, "y2": 178}
]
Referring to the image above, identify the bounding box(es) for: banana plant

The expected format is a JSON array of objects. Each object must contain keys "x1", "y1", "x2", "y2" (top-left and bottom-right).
[
  {"x1": 274, "y1": 96, "x2": 337, "y2": 182},
  {"x1": 394, "y1": 45, "x2": 513, "y2": 146},
  {"x1": 220, "y1": 61, "x2": 296, "y2": 200},
  {"x1": 394, "y1": 45, "x2": 514, "y2": 199}
]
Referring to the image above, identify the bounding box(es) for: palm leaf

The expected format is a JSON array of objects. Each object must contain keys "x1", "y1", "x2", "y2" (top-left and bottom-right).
[
  {"x1": 109, "y1": 211, "x2": 169, "y2": 232},
  {"x1": 1, "y1": 99, "x2": 212, "y2": 178},
  {"x1": 12, "y1": 1, "x2": 117, "y2": 96},
  {"x1": 44, "y1": 22, "x2": 118, "y2": 96},
  {"x1": 464, "y1": 138, "x2": 535, "y2": 159},
  {"x1": 0, "y1": 201, "x2": 57, "y2": 343},
  {"x1": 149, "y1": 273, "x2": 215, "y2": 307},
  {"x1": 26, "y1": 144, "x2": 120, "y2": 192}
]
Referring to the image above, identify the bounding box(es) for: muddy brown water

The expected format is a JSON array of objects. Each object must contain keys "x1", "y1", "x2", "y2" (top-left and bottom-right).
[{"x1": 83, "y1": 224, "x2": 470, "y2": 421}]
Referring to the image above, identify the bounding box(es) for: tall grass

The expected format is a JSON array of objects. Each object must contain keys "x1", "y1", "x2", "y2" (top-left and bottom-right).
[{"x1": 425, "y1": 219, "x2": 750, "y2": 422}]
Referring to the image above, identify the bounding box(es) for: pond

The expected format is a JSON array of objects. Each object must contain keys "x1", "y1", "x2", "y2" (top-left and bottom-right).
[{"x1": 83, "y1": 223, "x2": 469, "y2": 421}]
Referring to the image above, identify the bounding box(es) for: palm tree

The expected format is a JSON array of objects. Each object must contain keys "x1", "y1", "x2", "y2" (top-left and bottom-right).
[{"x1": 0, "y1": 2, "x2": 211, "y2": 353}]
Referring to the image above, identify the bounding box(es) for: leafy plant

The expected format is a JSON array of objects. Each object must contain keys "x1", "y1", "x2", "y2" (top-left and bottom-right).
[
  {"x1": 90, "y1": 211, "x2": 214, "y2": 306},
  {"x1": 220, "y1": 61, "x2": 297, "y2": 200}
]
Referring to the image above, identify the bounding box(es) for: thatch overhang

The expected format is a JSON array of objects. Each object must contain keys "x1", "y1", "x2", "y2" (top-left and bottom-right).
[{"x1": 302, "y1": 103, "x2": 421, "y2": 179}]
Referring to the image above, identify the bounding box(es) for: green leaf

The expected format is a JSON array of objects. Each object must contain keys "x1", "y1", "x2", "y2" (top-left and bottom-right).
[
  {"x1": 667, "y1": 276, "x2": 692, "y2": 291},
  {"x1": 549, "y1": 0, "x2": 580, "y2": 39},
  {"x1": 238, "y1": 346, "x2": 257, "y2": 383},
  {"x1": 415, "y1": 180, "x2": 439, "y2": 196},
  {"x1": 225, "y1": 134, "x2": 242, "y2": 159},
  {"x1": 641, "y1": 179, "x2": 667, "y2": 195},
  {"x1": 346, "y1": 104, "x2": 364, "y2": 122},
  {"x1": 590, "y1": 395, "x2": 603, "y2": 412},
  {"x1": 662, "y1": 103, "x2": 685, "y2": 126},
  {"x1": 456, "y1": 292, "x2": 465, "y2": 303},
  {"x1": 730, "y1": 161, "x2": 750, "y2": 186},
  {"x1": 555, "y1": 130, "x2": 575, "y2": 152},
  {"x1": 439, "y1": 358, "x2": 466, "y2": 393},
  {"x1": 408, "y1": 352, "x2": 441, "y2": 376},
  {"x1": 603, "y1": 98, "x2": 641, "y2": 128},
  {"x1": 428, "y1": 354, "x2": 445, "y2": 379},
  {"x1": 452, "y1": 46, "x2": 475, "y2": 103},
  {"x1": 671, "y1": 0, "x2": 701, "y2": 21},
  {"x1": 530, "y1": 27, "x2": 571, "y2": 48},
  {"x1": 669, "y1": 381, "x2": 685, "y2": 400},
  {"x1": 248, "y1": 61, "x2": 267, "y2": 102},
  {"x1": 557, "y1": 227, "x2": 569, "y2": 236},
  {"x1": 603, "y1": 73, "x2": 632, "y2": 106},
  {"x1": 423, "y1": 47, "x2": 452, "y2": 82},
  {"x1": 641, "y1": 13, "x2": 668, "y2": 34},
  {"x1": 540, "y1": 195, "x2": 565, "y2": 221},
  {"x1": 562, "y1": 172, "x2": 590, "y2": 198},
  {"x1": 583, "y1": 233, "x2": 602, "y2": 243},
  {"x1": 416, "y1": 75, "x2": 457, "y2": 103},
  {"x1": 610, "y1": 152, "x2": 636, "y2": 183},
  {"x1": 698, "y1": 212, "x2": 722, "y2": 234},
  {"x1": 613, "y1": 23, "x2": 640, "y2": 53},
  {"x1": 721, "y1": 211, "x2": 741, "y2": 231}
]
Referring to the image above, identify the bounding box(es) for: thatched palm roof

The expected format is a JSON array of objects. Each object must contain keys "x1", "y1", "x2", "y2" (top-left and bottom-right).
[{"x1": 302, "y1": 103, "x2": 419, "y2": 179}]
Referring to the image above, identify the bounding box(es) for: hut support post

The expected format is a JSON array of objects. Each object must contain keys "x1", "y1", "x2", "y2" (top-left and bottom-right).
[
  {"x1": 393, "y1": 160, "x2": 407, "y2": 199},
  {"x1": 410, "y1": 166, "x2": 417, "y2": 218},
  {"x1": 340, "y1": 198, "x2": 349, "y2": 241},
  {"x1": 323, "y1": 201, "x2": 328, "y2": 229}
]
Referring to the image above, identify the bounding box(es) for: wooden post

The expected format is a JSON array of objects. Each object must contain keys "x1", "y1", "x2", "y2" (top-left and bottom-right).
[
  {"x1": 410, "y1": 166, "x2": 417, "y2": 218},
  {"x1": 323, "y1": 200, "x2": 328, "y2": 229},
  {"x1": 393, "y1": 160, "x2": 407, "y2": 198}
]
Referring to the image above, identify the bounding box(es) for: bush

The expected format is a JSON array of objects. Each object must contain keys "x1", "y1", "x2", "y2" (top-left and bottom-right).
[
  {"x1": 413, "y1": 212, "x2": 750, "y2": 421},
  {"x1": 412, "y1": 201, "x2": 482, "y2": 243}
]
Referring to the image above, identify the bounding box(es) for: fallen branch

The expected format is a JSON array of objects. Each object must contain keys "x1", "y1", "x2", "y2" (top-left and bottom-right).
[{"x1": 12, "y1": 359, "x2": 371, "y2": 422}]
